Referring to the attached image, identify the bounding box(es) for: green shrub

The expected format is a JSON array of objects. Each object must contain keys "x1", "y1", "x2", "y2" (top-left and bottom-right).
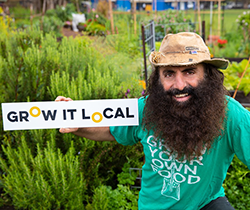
[
  {"x1": 224, "y1": 156, "x2": 250, "y2": 210},
  {"x1": 84, "y1": 157, "x2": 141, "y2": 209},
  {"x1": 105, "y1": 34, "x2": 141, "y2": 59},
  {"x1": 38, "y1": 16, "x2": 64, "y2": 37},
  {"x1": 46, "y1": 3, "x2": 77, "y2": 22},
  {"x1": 86, "y1": 12, "x2": 107, "y2": 26},
  {"x1": 0, "y1": 137, "x2": 86, "y2": 210},
  {"x1": 85, "y1": 21, "x2": 106, "y2": 36},
  {"x1": 223, "y1": 59, "x2": 250, "y2": 95},
  {"x1": 9, "y1": 5, "x2": 31, "y2": 19},
  {"x1": 117, "y1": 161, "x2": 138, "y2": 186},
  {"x1": 83, "y1": 12, "x2": 108, "y2": 36},
  {"x1": 86, "y1": 185, "x2": 138, "y2": 210}
]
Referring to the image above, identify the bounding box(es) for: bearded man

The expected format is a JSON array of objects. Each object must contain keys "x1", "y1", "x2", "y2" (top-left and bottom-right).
[{"x1": 56, "y1": 32, "x2": 250, "y2": 210}]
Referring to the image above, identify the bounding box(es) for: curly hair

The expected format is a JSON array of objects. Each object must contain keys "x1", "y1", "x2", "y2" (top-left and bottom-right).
[{"x1": 142, "y1": 64, "x2": 229, "y2": 161}]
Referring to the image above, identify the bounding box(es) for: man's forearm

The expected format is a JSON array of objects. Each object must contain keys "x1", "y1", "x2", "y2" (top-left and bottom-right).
[{"x1": 60, "y1": 127, "x2": 116, "y2": 141}]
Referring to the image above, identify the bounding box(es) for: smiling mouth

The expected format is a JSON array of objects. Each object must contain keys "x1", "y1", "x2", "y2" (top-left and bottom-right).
[{"x1": 174, "y1": 93, "x2": 189, "y2": 98}]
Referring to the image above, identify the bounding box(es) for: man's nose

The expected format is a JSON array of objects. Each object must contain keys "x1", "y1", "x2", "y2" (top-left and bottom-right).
[{"x1": 173, "y1": 74, "x2": 186, "y2": 91}]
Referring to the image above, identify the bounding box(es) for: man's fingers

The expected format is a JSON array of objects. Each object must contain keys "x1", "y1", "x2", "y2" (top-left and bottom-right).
[
  {"x1": 55, "y1": 96, "x2": 73, "y2": 102},
  {"x1": 59, "y1": 128, "x2": 78, "y2": 133}
]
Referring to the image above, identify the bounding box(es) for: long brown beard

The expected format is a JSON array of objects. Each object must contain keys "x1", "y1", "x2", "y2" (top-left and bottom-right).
[{"x1": 143, "y1": 65, "x2": 228, "y2": 160}]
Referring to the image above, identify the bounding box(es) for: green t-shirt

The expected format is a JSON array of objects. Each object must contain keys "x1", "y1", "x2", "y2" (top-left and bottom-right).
[{"x1": 110, "y1": 96, "x2": 250, "y2": 210}]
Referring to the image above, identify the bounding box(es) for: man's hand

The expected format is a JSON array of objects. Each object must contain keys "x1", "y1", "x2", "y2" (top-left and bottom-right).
[
  {"x1": 55, "y1": 96, "x2": 73, "y2": 102},
  {"x1": 55, "y1": 96, "x2": 79, "y2": 134}
]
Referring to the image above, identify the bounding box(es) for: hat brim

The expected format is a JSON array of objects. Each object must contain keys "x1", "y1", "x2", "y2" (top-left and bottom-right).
[
  {"x1": 149, "y1": 57, "x2": 229, "y2": 70},
  {"x1": 200, "y1": 58, "x2": 229, "y2": 70}
]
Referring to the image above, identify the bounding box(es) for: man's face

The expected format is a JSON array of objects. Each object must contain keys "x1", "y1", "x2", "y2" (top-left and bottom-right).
[
  {"x1": 158, "y1": 64, "x2": 205, "y2": 103},
  {"x1": 143, "y1": 64, "x2": 227, "y2": 160}
]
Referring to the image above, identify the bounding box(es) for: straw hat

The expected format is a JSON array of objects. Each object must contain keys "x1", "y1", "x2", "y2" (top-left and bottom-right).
[{"x1": 149, "y1": 32, "x2": 229, "y2": 70}]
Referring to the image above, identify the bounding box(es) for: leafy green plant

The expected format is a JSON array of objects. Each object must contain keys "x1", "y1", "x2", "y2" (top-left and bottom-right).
[
  {"x1": 38, "y1": 16, "x2": 64, "y2": 37},
  {"x1": 9, "y1": 5, "x2": 31, "y2": 20},
  {"x1": 46, "y1": 3, "x2": 77, "y2": 22},
  {"x1": 210, "y1": 40, "x2": 243, "y2": 58},
  {"x1": 86, "y1": 12, "x2": 107, "y2": 26},
  {"x1": 223, "y1": 59, "x2": 250, "y2": 95},
  {"x1": 86, "y1": 159, "x2": 141, "y2": 210},
  {"x1": 105, "y1": 34, "x2": 141, "y2": 58},
  {"x1": 0, "y1": 137, "x2": 86, "y2": 210},
  {"x1": 224, "y1": 156, "x2": 250, "y2": 210},
  {"x1": 117, "y1": 161, "x2": 138, "y2": 186},
  {"x1": 86, "y1": 158, "x2": 141, "y2": 210},
  {"x1": 86, "y1": 21, "x2": 106, "y2": 36},
  {"x1": 86, "y1": 184, "x2": 138, "y2": 210},
  {"x1": 83, "y1": 13, "x2": 108, "y2": 36}
]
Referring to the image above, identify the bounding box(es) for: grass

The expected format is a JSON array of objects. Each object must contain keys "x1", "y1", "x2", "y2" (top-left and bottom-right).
[{"x1": 184, "y1": 9, "x2": 246, "y2": 37}]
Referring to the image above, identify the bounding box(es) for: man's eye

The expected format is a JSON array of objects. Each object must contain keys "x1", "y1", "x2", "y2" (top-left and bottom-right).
[
  {"x1": 164, "y1": 73, "x2": 173, "y2": 77},
  {"x1": 187, "y1": 71, "x2": 195, "y2": 75}
]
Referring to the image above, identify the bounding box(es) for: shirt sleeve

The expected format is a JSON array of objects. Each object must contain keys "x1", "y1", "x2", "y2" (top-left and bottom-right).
[
  {"x1": 110, "y1": 125, "x2": 140, "y2": 146},
  {"x1": 109, "y1": 97, "x2": 146, "y2": 146},
  {"x1": 232, "y1": 111, "x2": 250, "y2": 169}
]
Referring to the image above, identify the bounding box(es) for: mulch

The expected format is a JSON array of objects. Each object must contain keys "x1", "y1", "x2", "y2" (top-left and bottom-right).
[{"x1": 61, "y1": 27, "x2": 85, "y2": 38}]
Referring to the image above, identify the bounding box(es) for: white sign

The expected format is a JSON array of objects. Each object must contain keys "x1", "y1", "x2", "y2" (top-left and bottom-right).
[{"x1": 1, "y1": 99, "x2": 138, "y2": 131}]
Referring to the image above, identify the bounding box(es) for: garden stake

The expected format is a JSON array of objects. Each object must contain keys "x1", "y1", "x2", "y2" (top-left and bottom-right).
[{"x1": 233, "y1": 56, "x2": 250, "y2": 99}]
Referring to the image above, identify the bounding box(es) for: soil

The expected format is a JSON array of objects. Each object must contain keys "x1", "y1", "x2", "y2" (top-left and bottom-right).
[{"x1": 61, "y1": 27, "x2": 85, "y2": 38}]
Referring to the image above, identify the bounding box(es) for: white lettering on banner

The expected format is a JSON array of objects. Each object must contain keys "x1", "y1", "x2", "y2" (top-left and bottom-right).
[
  {"x1": 147, "y1": 135, "x2": 206, "y2": 201},
  {"x1": 1, "y1": 99, "x2": 138, "y2": 131}
]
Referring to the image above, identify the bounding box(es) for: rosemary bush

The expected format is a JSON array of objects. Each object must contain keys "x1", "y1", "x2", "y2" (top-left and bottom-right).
[{"x1": 0, "y1": 136, "x2": 86, "y2": 209}]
